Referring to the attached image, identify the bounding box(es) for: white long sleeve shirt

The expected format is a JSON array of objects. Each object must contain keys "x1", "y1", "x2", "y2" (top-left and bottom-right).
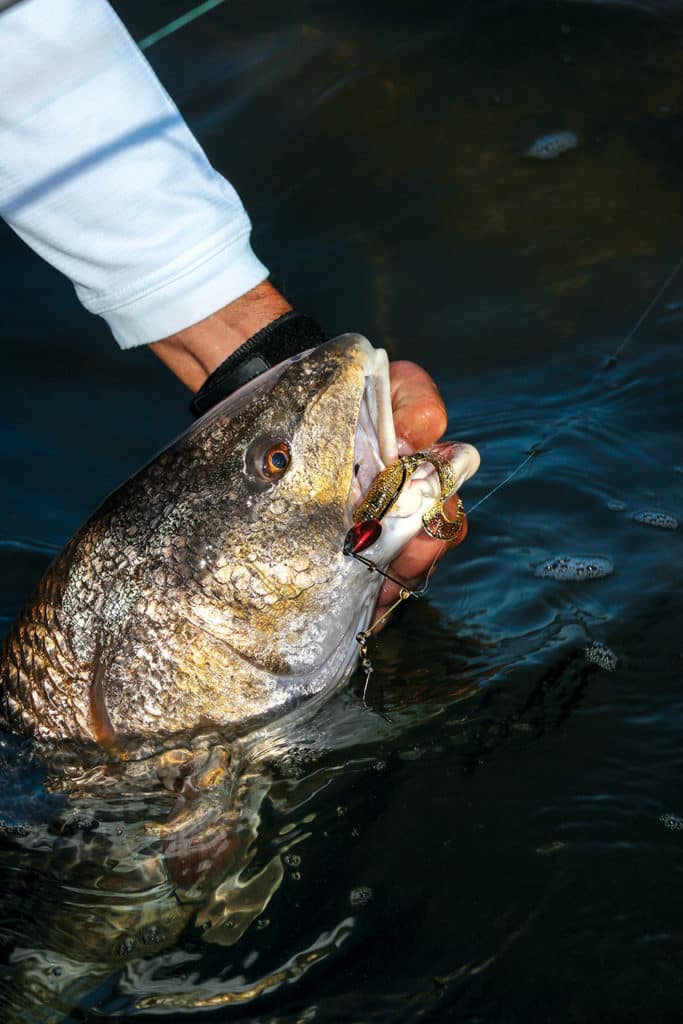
[{"x1": 0, "y1": 0, "x2": 268, "y2": 348}]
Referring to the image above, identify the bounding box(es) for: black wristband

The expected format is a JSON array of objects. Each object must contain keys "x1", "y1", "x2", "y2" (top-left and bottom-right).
[{"x1": 190, "y1": 311, "x2": 327, "y2": 419}]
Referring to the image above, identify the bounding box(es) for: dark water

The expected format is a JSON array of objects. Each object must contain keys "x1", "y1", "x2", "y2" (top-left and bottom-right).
[{"x1": 1, "y1": 0, "x2": 683, "y2": 1019}]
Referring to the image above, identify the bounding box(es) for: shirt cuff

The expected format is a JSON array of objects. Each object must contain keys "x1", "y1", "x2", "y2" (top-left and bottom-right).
[{"x1": 85, "y1": 231, "x2": 269, "y2": 349}]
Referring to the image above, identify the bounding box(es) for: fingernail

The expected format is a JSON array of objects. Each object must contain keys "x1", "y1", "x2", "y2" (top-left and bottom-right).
[{"x1": 396, "y1": 436, "x2": 414, "y2": 455}]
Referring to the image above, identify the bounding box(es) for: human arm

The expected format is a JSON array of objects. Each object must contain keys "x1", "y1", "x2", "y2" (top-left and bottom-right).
[
  {"x1": 0, "y1": 0, "x2": 463, "y2": 617},
  {"x1": 0, "y1": 0, "x2": 268, "y2": 347}
]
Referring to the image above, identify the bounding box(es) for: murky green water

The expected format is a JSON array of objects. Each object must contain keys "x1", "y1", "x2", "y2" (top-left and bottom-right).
[{"x1": 1, "y1": 0, "x2": 682, "y2": 1020}]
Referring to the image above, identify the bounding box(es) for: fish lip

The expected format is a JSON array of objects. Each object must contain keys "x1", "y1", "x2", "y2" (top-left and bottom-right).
[
  {"x1": 347, "y1": 345, "x2": 397, "y2": 517},
  {"x1": 346, "y1": 340, "x2": 481, "y2": 523}
]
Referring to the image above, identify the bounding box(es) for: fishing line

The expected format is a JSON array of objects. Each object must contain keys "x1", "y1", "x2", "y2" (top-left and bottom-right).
[
  {"x1": 351, "y1": 254, "x2": 681, "y2": 700},
  {"x1": 465, "y1": 451, "x2": 537, "y2": 516},
  {"x1": 137, "y1": 0, "x2": 681, "y2": 522},
  {"x1": 4, "y1": 0, "x2": 677, "y2": 697},
  {"x1": 464, "y1": 254, "x2": 682, "y2": 519},
  {"x1": 609, "y1": 254, "x2": 683, "y2": 363},
  {"x1": 137, "y1": 0, "x2": 228, "y2": 52}
]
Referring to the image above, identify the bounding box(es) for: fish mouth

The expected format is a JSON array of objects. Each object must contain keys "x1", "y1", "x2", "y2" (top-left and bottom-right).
[
  {"x1": 348, "y1": 344, "x2": 397, "y2": 513},
  {"x1": 347, "y1": 340, "x2": 480, "y2": 561}
]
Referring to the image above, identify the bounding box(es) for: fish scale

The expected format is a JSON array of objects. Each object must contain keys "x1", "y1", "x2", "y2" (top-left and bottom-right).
[{"x1": 0, "y1": 335, "x2": 479, "y2": 752}]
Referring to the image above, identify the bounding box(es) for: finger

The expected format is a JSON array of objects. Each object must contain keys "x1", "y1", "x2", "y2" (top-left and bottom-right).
[
  {"x1": 390, "y1": 361, "x2": 447, "y2": 452},
  {"x1": 371, "y1": 493, "x2": 468, "y2": 625}
]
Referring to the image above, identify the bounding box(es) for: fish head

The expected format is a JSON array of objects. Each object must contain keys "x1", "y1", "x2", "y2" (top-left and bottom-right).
[
  {"x1": 177, "y1": 333, "x2": 479, "y2": 722},
  {"x1": 1, "y1": 335, "x2": 479, "y2": 746}
]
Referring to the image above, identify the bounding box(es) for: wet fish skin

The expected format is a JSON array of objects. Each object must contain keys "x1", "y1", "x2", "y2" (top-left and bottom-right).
[
  {"x1": 0, "y1": 337, "x2": 383, "y2": 747},
  {"x1": 0, "y1": 328, "x2": 481, "y2": 1011}
]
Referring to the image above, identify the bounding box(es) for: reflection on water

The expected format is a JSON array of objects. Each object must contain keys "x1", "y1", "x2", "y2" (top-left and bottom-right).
[{"x1": 1, "y1": 0, "x2": 683, "y2": 1019}]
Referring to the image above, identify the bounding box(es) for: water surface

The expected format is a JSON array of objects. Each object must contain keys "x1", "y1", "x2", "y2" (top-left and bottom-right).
[{"x1": 1, "y1": 0, "x2": 682, "y2": 1020}]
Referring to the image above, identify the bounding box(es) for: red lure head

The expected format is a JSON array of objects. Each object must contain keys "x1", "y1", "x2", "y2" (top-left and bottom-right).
[{"x1": 343, "y1": 518, "x2": 382, "y2": 556}]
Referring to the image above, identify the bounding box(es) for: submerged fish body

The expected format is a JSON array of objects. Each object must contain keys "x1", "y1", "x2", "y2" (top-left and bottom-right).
[
  {"x1": 0, "y1": 742, "x2": 291, "y2": 1017},
  {"x1": 0, "y1": 335, "x2": 479, "y2": 751},
  {"x1": 0, "y1": 338, "x2": 480, "y2": 1016}
]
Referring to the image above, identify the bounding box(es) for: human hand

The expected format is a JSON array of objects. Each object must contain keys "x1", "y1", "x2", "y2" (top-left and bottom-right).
[
  {"x1": 151, "y1": 295, "x2": 466, "y2": 626},
  {"x1": 371, "y1": 361, "x2": 468, "y2": 625}
]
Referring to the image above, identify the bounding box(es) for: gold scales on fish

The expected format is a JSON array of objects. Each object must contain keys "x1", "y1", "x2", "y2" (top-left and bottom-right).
[{"x1": 343, "y1": 448, "x2": 467, "y2": 698}]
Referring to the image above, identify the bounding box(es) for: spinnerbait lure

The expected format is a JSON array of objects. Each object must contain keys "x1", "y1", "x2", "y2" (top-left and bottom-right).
[{"x1": 344, "y1": 449, "x2": 466, "y2": 557}]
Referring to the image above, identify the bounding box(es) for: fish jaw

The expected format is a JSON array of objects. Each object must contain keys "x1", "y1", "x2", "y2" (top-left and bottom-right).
[
  {"x1": 347, "y1": 343, "x2": 480, "y2": 568},
  {"x1": 348, "y1": 342, "x2": 398, "y2": 504}
]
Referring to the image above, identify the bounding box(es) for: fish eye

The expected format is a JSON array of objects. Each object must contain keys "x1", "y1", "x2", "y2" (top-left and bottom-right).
[
  {"x1": 245, "y1": 436, "x2": 293, "y2": 486},
  {"x1": 260, "y1": 441, "x2": 291, "y2": 480}
]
